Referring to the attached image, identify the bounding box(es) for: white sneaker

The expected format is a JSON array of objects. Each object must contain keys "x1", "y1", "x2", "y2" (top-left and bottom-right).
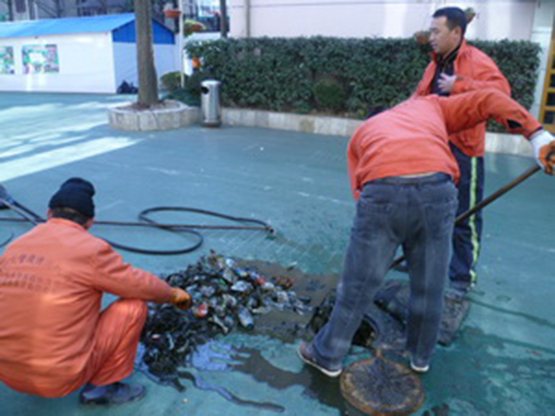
[{"x1": 410, "y1": 358, "x2": 430, "y2": 373}]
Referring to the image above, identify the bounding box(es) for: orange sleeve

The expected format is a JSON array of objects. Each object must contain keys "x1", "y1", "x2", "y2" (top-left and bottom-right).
[
  {"x1": 452, "y1": 54, "x2": 511, "y2": 96},
  {"x1": 440, "y1": 89, "x2": 542, "y2": 139},
  {"x1": 347, "y1": 136, "x2": 361, "y2": 200},
  {"x1": 91, "y1": 241, "x2": 173, "y2": 303}
]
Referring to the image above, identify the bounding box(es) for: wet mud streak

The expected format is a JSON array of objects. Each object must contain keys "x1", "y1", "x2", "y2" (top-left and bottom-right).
[
  {"x1": 177, "y1": 370, "x2": 285, "y2": 413},
  {"x1": 232, "y1": 347, "x2": 361, "y2": 415}
]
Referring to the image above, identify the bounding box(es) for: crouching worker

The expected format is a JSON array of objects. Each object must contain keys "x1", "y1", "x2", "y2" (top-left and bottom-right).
[
  {"x1": 298, "y1": 89, "x2": 555, "y2": 376},
  {"x1": 0, "y1": 178, "x2": 192, "y2": 405}
]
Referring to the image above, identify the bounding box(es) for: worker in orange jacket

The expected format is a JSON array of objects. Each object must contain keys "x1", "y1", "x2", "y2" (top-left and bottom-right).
[
  {"x1": 0, "y1": 178, "x2": 191, "y2": 405},
  {"x1": 298, "y1": 89, "x2": 555, "y2": 376},
  {"x1": 412, "y1": 7, "x2": 512, "y2": 296}
]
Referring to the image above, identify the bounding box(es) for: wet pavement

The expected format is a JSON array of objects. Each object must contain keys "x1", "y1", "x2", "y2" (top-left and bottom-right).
[{"x1": 1, "y1": 92, "x2": 554, "y2": 415}]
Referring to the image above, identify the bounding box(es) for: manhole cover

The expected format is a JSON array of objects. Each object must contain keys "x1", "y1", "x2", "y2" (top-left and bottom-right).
[{"x1": 340, "y1": 353, "x2": 425, "y2": 416}]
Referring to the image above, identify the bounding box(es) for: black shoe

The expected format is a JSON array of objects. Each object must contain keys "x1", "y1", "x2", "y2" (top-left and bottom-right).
[
  {"x1": 410, "y1": 356, "x2": 430, "y2": 373},
  {"x1": 297, "y1": 342, "x2": 342, "y2": 377},
  {"x1": 79, "y1": 382, "x2": 146, "y2": 406}
]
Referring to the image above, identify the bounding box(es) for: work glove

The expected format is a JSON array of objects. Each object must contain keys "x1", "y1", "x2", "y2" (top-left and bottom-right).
[
  {"x1": 170, "y1": 288, "x2": 192, "y2": 310},
  {"x1": 531, "y1": 130, "x2": 555, "y2": 175}
]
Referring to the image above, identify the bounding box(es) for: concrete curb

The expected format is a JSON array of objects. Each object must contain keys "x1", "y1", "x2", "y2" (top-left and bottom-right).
[
  {"x1": 222, "y1": 107, "x2": 534, "y2": 158},
  {"x1": 109, "y1": 100, "x2": 200, "y2": 131}
]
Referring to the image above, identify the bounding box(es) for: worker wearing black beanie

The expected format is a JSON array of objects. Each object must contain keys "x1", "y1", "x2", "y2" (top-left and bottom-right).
[
  {"x1": 0, "y1": 177, "x2": 192, "y2": 405},
  {"x1": 48, "y1": 177, "x2": 95, "y2": 218}
]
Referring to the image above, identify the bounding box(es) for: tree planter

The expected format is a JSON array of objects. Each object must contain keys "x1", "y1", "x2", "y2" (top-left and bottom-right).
[{"x1": 108, "y1": 100, "x2": 199, "y2": 131}]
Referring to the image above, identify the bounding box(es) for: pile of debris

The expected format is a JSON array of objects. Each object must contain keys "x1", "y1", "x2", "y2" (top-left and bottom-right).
[{"x1": 141, "y1": 251, "x2": 312, "y2": 383}]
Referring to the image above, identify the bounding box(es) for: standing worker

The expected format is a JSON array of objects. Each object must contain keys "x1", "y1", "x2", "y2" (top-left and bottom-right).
[
  {"x1": 0, "y1": 178, "x2": 192, "y2": 405},
  {"x1": 413, "y1": 7, "x2": 511, "y2": 296},
  {"x1": 298, "y1": 89, "x2": 555, "y2": 375}
]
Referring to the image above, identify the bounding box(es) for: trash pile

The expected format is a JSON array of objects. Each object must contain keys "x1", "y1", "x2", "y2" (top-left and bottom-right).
[{"x1": 141, "y1": 251, "x2": 312, "y2": 384}]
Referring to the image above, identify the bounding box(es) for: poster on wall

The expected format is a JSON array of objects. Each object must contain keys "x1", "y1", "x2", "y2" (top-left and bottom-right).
[
  {"x1": 0, "y1": 46, "x2": 15, "y2": 74},
  {"x1": 22, "y1": 44, "x2": 60, "y2": 74}
]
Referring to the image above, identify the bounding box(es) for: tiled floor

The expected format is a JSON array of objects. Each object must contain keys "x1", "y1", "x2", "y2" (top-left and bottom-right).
[{"x1": 1, "y1": 93, "x2": 554, "y2": 415}]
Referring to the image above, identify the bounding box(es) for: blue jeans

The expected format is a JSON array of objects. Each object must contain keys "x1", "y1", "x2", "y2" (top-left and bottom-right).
[{"x1": 311, "y1": 173, "x2": 458, "y2": 369}]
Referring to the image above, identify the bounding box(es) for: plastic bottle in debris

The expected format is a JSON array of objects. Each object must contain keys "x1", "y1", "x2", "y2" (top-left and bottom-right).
[
  {"x1": 194, "y1": 303, "x2": 209, "y2": 318},
  {"x1": 237, "y1": 306, "x2": 254, "y2": 329}
]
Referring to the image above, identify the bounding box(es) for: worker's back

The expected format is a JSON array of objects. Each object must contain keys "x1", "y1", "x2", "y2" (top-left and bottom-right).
[
  {"x1": 0, "y1": 218, "x2": 105, "y2": 397},
  {"x1": 348, "y1": 96, "x2": 460, "y2": 196}
]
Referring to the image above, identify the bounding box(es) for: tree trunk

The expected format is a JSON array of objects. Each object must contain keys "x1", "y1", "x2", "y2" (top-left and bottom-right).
[
  {"x1": 220, "y1": 0, "x2": 228, "y2": 38},
  {"x1": 134, "y1": 0, "x2": 159, "y2": 107},
  {"x1": 7, "y1": 0, "x2": 14, "y2": 21}
]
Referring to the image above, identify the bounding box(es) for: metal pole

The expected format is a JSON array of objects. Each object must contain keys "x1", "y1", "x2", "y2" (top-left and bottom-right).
[
  {"x1": 178, "y1": 0, "x2": 185, "y2": 88},
  {"x1": 389, "y1": 164, "x2": 542, "y2": 270},
  {"x1": 220, "y1": 0, "x2": 227, "y2": 38},
  {"x1": 245, "y1": 0, "x2": 250, "y2": 37}
]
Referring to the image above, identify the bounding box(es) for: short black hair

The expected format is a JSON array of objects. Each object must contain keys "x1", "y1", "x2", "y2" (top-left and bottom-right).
[
  {"x1": 50, "y1": 207, "x2": 91, "y2": 227},
  {"x1": 433, "y1": 7, "x2": 467, "y2": 36}
]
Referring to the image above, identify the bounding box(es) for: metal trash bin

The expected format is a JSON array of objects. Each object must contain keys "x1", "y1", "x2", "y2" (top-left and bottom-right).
[{"x1": 200, "y1": 79, "x2": 222, "y2": 127}]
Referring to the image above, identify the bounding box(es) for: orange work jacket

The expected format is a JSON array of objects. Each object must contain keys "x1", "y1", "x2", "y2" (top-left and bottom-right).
[
  {"x1": 413, "y1": 40, "x2": 511, "y2": 157},
  {"x1": 348, "y1": 89, "x2": 541, "y2": 199},
  {"x1": 0, "y1": 218, "x2": 173, "y2": 396}
]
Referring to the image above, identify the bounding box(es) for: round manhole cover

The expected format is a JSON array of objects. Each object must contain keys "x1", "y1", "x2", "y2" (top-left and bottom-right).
[{"x1": 340, "y1": 354, "x2": 425, "y2": 416}]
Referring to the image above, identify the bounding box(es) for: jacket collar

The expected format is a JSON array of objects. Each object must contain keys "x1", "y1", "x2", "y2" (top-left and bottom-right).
[
  {"x1": 432, "y1": 38, "x2": 468, "y2": 64},
  {"x1": 48, "y1": 217, "x2": 87, "y2": 231}
]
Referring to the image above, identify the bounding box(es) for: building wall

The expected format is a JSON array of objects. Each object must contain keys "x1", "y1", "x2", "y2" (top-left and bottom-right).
[
  {"x1": 530, "y1": 1, "x2": 555, "y2": 118},
  {"x1": 0, "y1": 32, "x2": 117, "y2": 93},
  {"x1": 230, "y1": 1, "x2": 538, "y2": 41}
]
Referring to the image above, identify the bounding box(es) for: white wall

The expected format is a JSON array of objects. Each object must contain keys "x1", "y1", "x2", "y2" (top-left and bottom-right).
[
  {"x1": 0, "y1": 32, "x2": 116, "y2": 93},
  {"x1": 112, "y1": 43, "x2": 179, "y2": 91},
  {"x1": 230, "y1": 1, "x2": 537, "y2": 41},
  {"x1": 530, "y1": 1, "x2": 554, "y2": 118}
]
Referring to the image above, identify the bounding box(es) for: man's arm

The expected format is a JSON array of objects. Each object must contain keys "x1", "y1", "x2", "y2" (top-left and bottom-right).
[
  {"x1": 91, "y1": 241, "x2": 175, "y2": 303},
  {"x1": 440, "y1": 89, "x2": 554, "y2": 173},
  {"x1": 347, "y1": 136, "x2": 361, "y2": 199}
]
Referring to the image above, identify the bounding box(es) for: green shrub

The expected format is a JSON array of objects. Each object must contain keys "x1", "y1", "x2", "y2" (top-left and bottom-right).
[
  {"x1": 183, "y1": 71, "x2": 215, "y2": 96},
  {"x1": 165, "y1": 88, "x2": 201, "y2": 106},
  {"x1": 313, "y1": 77, "x2": 348, "y2": 112},
  {"x1": 186, "y1": 37, "x2": 541, "y2": 125},
  {"x1": 160, "y1": 71, "x2": 182, "y2": 92}
]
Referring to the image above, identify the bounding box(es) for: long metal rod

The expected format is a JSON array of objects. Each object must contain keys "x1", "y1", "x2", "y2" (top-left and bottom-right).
[{"x1": 389, "y1": 164, "x2": 541, "y2": 270}]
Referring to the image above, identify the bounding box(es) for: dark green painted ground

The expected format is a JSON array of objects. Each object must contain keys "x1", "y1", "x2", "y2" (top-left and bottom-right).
[{"x1": 0, "y1": 93, "x2": 554, "y2": 415}]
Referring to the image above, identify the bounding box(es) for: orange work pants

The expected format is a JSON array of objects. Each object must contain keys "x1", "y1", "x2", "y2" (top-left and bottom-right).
[{"x1": 3, "y1": 299, "x2": 147, "y2": 397}]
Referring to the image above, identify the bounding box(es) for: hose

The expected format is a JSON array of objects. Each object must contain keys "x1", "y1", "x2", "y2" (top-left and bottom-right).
[{"x1": 0, "y1": 198, "x2": 275, "y2": 254}]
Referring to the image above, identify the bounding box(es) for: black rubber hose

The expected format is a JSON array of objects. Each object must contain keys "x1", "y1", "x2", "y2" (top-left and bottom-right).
[{"x1": 0, "y1": 200, "x2": 274, "y2": 255}]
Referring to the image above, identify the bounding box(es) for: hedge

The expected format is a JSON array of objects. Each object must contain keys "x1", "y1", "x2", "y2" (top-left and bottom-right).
[{"x1": 185, "y1": 37, "x2": 541, "y2": 121}]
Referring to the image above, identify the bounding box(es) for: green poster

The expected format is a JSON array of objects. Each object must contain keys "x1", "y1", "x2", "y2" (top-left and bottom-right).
[
  {"x1": 22, "y1": 44, "x2": 60, "y2": 74},
  {"x1": 0, "y1": 46, "x2": 15, "y2": 75}
]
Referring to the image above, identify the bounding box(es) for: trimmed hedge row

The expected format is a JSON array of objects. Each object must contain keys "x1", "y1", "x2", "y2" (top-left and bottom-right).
[{"x1": 185, "y1": 37, "x2": 541, "y2": 120}]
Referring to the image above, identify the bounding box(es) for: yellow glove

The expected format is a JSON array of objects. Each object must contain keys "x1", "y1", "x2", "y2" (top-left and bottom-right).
[{"x1": 170, "y1": 288, "x2": 192, "y2": 310}]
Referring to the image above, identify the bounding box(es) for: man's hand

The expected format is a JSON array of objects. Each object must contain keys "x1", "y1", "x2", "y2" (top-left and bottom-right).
[
  {"x1": 170, "y1": 288, "x2": 192, "y2": 310},
  {"x1": 438, "y1": 73, "x2": 458, "y2": 93},
  {"x1": 531, "y1": 130, "x2": 555, "y2": 175},
  {"x1": 540, "y1": 142, "x2": 555, "y2": 175}
]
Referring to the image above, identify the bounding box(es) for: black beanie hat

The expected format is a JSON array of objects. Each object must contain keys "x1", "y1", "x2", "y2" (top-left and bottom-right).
[{"x1": 48, "y1": 177, "x2": 96, "y2": 218}]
